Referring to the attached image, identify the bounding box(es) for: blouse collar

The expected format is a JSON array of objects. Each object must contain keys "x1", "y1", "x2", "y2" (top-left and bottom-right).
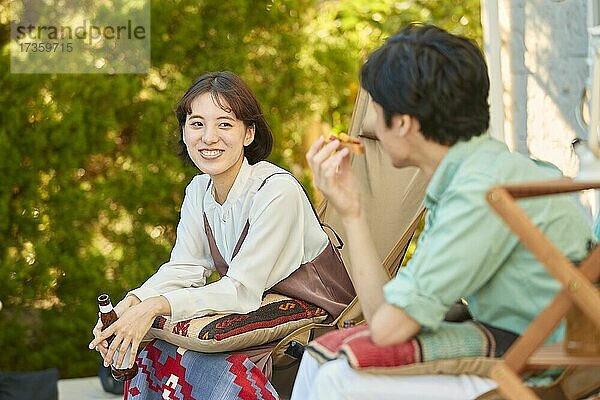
[{"x1": 209, "y1": 157, "x2": 251, "y2": 207}]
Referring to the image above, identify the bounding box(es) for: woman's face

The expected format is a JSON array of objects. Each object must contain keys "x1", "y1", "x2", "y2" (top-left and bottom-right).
[{"x1": 183, "y1": 92, "x2": 255, "y2": 184}]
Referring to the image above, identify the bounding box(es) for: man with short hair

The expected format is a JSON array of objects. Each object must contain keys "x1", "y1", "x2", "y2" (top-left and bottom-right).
[{"x1": 292, "y1": 24, "x2": 594, "y2": 399}]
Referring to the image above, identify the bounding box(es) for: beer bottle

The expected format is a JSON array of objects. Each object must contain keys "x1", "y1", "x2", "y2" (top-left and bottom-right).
[{"x1": 97, "y1": 293, "x2": 138, "y2": 381}]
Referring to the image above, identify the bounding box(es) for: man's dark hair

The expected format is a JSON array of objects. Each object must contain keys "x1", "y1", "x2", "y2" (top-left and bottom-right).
[
  {"x1": 176, "y1": 71, "x2": 273, "y2": 165},
  {"x1": 360, "y1": 24, "x2": 490, "y2": 145}
]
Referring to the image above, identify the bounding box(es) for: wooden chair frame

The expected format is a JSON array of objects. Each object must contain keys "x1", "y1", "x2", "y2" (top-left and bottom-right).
[{"x1": 486, "y1": 179, "x2": 600, "y2": 400}]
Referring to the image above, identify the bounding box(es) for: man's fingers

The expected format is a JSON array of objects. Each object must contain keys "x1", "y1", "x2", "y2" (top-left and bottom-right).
[
  {"x1": 312, "y1": 139, "x2": 341, "y2": 166},
  {"x1": 306, "y1": 136, "x2": 325, "y2": 161},
  {"x1": 319, "y1": 146, "x2": 350, "y2": 181},
  {"x1": 307, "y1": 138, "x2": 339, "y2": 171}
]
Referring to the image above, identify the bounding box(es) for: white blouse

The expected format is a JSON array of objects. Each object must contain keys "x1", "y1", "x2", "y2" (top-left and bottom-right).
[{"x1": 129, "y1": 159, "x2": 329, "y2": 322}]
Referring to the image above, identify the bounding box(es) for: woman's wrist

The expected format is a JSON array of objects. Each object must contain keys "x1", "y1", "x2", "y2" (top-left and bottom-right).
[{"x1": 144, "y1": 295, "x2": 171, "y2": 317}]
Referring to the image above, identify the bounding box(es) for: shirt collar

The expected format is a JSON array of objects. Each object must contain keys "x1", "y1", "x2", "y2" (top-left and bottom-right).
[
  {"x1": 425, "y1": 133, "x2": 492, "y2": 207},
  {"x1": 210, "y1": 157, "x2": 251, "y2": 206}
]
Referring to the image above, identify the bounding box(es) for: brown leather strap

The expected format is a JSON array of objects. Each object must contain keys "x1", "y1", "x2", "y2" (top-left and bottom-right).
[
  {"x1": 231, "y1": 221, "x2": 250, "y2": 260},
  {"x1": 203, "y1": 213, "x2": 229, "y2": 277}
]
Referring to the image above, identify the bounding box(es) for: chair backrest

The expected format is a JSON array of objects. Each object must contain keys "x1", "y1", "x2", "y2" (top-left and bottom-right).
[
  {"x1": 318, "y1": 88, "x2": 429, "y2": 325},
  {"x1": 269, "y1": 89, "x2": 430, "y2": 397}
]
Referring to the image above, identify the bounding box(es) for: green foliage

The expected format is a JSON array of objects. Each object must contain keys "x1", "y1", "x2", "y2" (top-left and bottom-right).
[{"x1": 0, "y1": 0, "x2": 481, "y2": 378}]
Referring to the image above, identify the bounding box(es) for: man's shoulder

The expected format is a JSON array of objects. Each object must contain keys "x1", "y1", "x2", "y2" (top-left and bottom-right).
[{"x1": 455, "y1": 144, "x2": 561, "y2": 188}]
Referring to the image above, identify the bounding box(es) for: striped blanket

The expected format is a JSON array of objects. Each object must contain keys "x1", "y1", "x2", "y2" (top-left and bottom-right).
[
  {"x1": 124, "y1": 339, "x2": 279, "y2": 400},
  {"x1": 306, "y1": 321, "x2": 518, "y2": 370}
]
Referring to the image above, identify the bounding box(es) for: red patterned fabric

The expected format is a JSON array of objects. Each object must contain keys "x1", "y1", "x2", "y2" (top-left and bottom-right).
[
  {"x1": 306, "y1": 321, "x2": 517, "y2": 371},
  {"x1": 197, "y1": 298, "x2": 326, "y2": 341},
  {"x1": 306, "y1": 324, "x2": 417, "y2": 368},
  {"x1": 228, "y1": 354, "x2": 277, "y2": 400},
  {"x1": 145, "y1": 293, "x2": 328, "y2": 356},
  {"x1": 125, "y1": 339, "x2": 279, "y2": 400}
]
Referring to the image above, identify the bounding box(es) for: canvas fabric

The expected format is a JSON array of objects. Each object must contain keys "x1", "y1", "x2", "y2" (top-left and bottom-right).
[
  {"x1": 333, "y1": 91, "x2": 429, "y2": 269},
  {"x1": 317, "y1": 89, "x2": 429, "y2": 325}
]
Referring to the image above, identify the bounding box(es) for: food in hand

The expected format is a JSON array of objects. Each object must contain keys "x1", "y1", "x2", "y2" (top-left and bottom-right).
[{"x1": 328, "y1": 133, "x2": 365, "y2": 154}]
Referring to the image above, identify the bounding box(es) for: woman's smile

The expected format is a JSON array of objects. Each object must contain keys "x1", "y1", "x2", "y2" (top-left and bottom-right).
[{"x1": 199, "y1": 149, "x2": 224, "y2": 159}]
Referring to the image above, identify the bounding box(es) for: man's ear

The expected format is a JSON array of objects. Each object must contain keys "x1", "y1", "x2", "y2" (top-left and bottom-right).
[
  {"x1": 244, "y1": 123, "x2": 256, "y2": 147},
  {"x1": 390, "y1": 114, "x2": 412, "y2": 138},
  {"x1": 391, "y1": 114, "x2": 420, "y2": 139}
]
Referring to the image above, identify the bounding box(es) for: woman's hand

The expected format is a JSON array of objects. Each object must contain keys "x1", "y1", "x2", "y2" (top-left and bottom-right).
[
  {"x1": 89, "y1": 296, "x2": 170, "y2": 369},
  {"x1": 306, "y1": 136, "x2": 362, "y2": 221},
  {"x1": 91, "y1": 294, "x2": 141, "y2": 359}
]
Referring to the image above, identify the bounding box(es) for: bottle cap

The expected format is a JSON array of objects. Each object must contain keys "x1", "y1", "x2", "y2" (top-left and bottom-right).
[{"x1": 98, "y1": 294, "x2": 111, "y2": 306}]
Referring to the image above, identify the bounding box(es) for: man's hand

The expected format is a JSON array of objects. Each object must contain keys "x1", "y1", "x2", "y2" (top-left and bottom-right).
[{"x1": 306, "y1": 136, "x2": 362, "y2": 221}]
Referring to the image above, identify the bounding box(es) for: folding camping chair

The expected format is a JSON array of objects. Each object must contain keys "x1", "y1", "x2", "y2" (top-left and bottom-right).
[
  {"x1": 477, "y1": 41, "x2": 600, "y2": 400},
  {"x1": 481, "y1": 180, "x2": 600, "y2": 400},
  {"x1": 268, "y1": 88, "x2": 429, "y2": 396}
]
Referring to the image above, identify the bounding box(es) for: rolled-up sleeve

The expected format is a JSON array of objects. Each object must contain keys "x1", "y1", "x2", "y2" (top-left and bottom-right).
[{"x1": 383, "y1": 180, "x2": 519, "y2": 331}]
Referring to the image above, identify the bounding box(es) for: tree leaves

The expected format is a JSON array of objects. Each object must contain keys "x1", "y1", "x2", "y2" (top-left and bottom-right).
[{"x1": 0, "y1": 0, "x2": 481, "y2": 377}]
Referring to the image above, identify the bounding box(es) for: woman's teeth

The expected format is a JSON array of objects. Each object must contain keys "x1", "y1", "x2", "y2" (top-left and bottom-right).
[{"x1": 200, "y1": 149, "x2": 223, "y2": 158}]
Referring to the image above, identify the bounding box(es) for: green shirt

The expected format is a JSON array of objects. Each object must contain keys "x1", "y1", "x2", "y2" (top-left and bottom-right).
[{"x1": 383, "y1": 134, "x2": 594, "y2": 342}]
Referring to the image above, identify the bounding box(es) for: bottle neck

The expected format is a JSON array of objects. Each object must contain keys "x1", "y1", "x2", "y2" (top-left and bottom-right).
[{"x1": 99, "y1": 301, "x2": 113, "y2": 314}]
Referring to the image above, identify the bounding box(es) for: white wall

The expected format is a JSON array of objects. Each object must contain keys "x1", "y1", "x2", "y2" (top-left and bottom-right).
[{"x1": 482, "y1": 0, "x2": 589, "y2": 177}]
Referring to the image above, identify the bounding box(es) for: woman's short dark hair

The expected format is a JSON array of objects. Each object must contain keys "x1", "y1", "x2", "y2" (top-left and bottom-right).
[
  {"x1": 175, "y1": 71, "x2": 273, "y2": 164},
  {"x1": 360, "y1": 24, "x2": 490, "y2": 146}
]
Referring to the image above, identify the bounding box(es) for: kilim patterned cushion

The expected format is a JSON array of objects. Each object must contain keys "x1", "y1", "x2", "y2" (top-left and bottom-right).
[
  {"x1": 306, "y1": 321, "x2": 518, "y2": 377},
  {"x1": 144, "y1": 293, "x2": 328, "y2": 353}
]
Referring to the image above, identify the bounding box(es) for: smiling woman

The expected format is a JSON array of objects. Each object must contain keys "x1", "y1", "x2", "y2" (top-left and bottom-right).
[
  {"x1": 182, "y1": 92, "x2": 256, "y2": 203},
  {"x1": 88, "y1": 71, "x2": 355, "y2": 400},
  {"x1": 176, "y1": 72, "x2": 273, "y2": 167},
  {"x1": 176, "y1": 73, "x2": 273, "y2": 205}
]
